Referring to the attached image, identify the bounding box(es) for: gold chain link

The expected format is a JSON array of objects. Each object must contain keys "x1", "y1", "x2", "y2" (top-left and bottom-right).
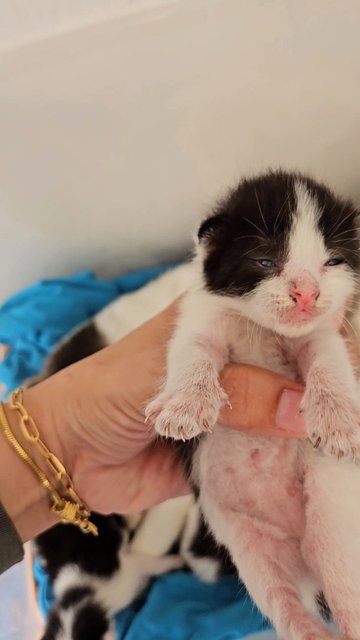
[{"x1": 0, "y1": 389, "x2": 97, "y2": 536}]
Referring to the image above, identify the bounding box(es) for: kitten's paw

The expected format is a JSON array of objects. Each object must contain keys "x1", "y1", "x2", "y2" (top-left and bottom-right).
[
  {"x1": 303, "y1": 376, "x2": 360, "y2": 461},
  {"x1": 145, "y1": 386, "x2": 227, "y2": 441}
]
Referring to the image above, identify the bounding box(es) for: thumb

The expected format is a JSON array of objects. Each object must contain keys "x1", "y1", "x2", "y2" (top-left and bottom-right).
[{"x1": 219, "y1": 364, "x2": 305, "y2": 438}]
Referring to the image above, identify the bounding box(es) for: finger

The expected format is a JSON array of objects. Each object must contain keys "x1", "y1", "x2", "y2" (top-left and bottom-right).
[{"x1": 219, "y1": 364, "x2": 305, "y2": 438}]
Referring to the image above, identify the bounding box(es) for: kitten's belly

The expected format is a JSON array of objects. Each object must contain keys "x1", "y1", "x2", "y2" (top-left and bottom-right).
[
  {"x1": 198, "y1": 429, "x2": 306, "y2": 538},
  {"x1": 199, "y1": 320, "x2": 304, "y2": 536}
]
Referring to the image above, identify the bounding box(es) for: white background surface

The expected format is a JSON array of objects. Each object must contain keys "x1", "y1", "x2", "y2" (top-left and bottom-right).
[
  {"x1": 0, "y1": 1, "x2": 358, "y2": 637},
  {"x1": 1, "y1": 0, "x2": 360, "y2": 301}
]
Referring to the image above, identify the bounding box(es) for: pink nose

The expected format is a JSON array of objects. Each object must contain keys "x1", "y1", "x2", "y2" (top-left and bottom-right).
[{"x1": 289, "y1": 286, "x2": 319, "y2": 310}]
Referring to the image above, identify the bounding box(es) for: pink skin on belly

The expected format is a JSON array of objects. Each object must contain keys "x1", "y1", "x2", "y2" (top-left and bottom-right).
[
  {"x1": 201, "y1": 428, "x2": 306, "y2": 540},
  {"x1": 199, "y1": 429, "x2": 337, "y2": 640}
]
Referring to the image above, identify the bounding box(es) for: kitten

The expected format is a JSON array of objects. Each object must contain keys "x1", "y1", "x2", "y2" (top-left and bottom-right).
[
  {"x1": 34, "y1": 264, "x2": 232, "y2": 640},
  {"x1": 146, "y1": 170, "x2": 360, "y2": 639},
  {"x1": 36, "y1": 505, "x2": 189, "y2": 640}
]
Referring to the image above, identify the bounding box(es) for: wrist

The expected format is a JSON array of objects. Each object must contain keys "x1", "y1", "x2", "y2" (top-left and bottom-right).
[
  {"x1": 0, "y1": 375, "x2": 98, "y2": 540},
  {"x1": 0, "y1": 401, "x2": 58, "y2": 542},
  {"x1": 0, "y1": 373, "x2": 79, "y2": 542},
  {"x1": 22, "y1": 376, "x2": 75, "y2": 477}
]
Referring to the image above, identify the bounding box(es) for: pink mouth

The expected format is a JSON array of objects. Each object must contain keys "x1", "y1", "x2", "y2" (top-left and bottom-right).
[
  {"x1": 279, "y1": 308, "x2": 317, "y2": 326},
  {"x1": 291, "y1": 309, "x2": 315, "y2": 322}
]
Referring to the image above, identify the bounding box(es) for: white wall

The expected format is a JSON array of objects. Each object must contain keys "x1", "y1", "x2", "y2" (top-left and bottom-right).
[{"x1": 0, "y1": 0, "x2": 360, "y2": 300}]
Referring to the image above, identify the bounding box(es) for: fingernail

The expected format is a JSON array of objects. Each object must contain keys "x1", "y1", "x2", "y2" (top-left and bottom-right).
[{"x1": 276, "y1": 389, "x2": 306, "y2": 432}]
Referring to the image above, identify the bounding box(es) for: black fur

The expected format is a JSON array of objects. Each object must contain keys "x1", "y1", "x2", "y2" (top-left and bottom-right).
[
  {"x1": 72, "y1": 602, "x2": 109, "y2": 640},
  {"x1": 199, "y1": 171, "x2": 359, "y2": 296},
  {"x1": 36, "y1": 513, "x2": 125, "y2": 580},
  {"x1": 172, "y1": 439, "x2": 200, "y2": 491},
  {"x1": 46, "y1": 322, "x2": 106, "y2": 375},
  {"x1": 41, "y1": 611, "x2": 63, "y2": 640},
  {"x1": 187, "y1": 511, "x2": 236, "y2": 577},
  {"x1": 316, "y1": 591, "x2": 332, "y2": 622},
  {"x1": 60, "y1": 586, "x2": 95, "y2": 610}
]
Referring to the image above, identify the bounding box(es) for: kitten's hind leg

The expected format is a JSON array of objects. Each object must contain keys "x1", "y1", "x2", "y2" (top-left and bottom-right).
[
  {"x1": 303, "y1": 456, "x2": 360, "y2": 640},
  {"x1": 202, "y1": 504, "x2": 336, "y2": 640},
  {"x1": 40, "y1": 553, "x2": 183, "y2": 640}
]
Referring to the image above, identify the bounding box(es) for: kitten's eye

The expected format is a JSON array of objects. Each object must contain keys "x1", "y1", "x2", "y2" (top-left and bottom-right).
[
  {"x1": 257, "y1": 259, "x2": 276, "y2": 268},
  {"x1": 324, "y1": 257, "x2": 345, "y2": 267}
]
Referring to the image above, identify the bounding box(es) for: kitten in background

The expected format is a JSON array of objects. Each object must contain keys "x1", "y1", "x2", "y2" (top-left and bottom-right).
[{"x1": 34, "y1": 264, "x2": 234, "y2": 640}]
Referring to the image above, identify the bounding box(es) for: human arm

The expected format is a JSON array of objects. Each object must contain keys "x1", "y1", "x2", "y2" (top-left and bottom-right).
[{"x1": 0, "y1": 302, "x2": 306, "y2": 555}]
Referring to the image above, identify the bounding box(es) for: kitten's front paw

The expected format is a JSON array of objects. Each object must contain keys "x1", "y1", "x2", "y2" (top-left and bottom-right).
[
  {"x1": 145, "y1": 385, "x2": 227, "y2": 441},
  {"x1": 303, "y1": 375, "x2": 360, "y2": 460}
]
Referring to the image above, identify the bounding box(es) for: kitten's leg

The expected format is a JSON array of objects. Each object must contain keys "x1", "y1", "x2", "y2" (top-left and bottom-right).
[
  {"x1": 145, "y1": 293, "x2": 231, "y2": 440},
  {"x1": 296, "y1": 329, "x2": 360, "y2": 460},
  {"x1": 180, "y1": 499, "x2": 233, "y2": 582},
  {"x1": 41, "y1": 553, "x2": 183, "y2": 640},
  {"x1": 303, "y1": 454, "x2": 360, "y2": 640},
  {"x1": 130, "y1": 495, "x2": 192, "y2": 556},
  {"x1": 201, "y1": 501, "x2": 335, "y2": 640}
]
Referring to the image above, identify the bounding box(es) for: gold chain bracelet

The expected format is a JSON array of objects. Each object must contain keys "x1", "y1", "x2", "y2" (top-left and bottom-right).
[{"x1": 0, "y1": 389, "x2": 97, "y2": 536}]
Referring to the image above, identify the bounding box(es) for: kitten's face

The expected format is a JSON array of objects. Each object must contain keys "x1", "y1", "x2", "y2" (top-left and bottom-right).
[{"x1": 199, "y1": 172, "x2": 359, "y2": 338}]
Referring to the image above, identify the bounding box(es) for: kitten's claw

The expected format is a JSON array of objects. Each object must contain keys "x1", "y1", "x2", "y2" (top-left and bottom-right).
[
  {"x1": 203, "y1": 420, "x2": 213, "y2": 433},
  {"x1": 145, "y1": 385, "x2": 227, "y2": 441},
  {"x1": 304, "y1": 381, "x2": 360, "y2": 461}
]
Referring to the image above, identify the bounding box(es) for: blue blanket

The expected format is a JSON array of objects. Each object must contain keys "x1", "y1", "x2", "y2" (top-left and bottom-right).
[
  {"x1": 0, "y1": 268, "x2": 271, "y2": 639},
  {"x1": 0, "y1": 268, "x2": 167, "y2": 393}
]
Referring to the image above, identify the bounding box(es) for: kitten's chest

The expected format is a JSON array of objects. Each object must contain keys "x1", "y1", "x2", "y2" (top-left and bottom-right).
[{"x1": 228, "y1": 317, "x2": 298, "y2": 380}]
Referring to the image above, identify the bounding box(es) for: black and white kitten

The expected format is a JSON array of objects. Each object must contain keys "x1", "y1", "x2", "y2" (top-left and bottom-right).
[{"x1": 146, "y1": 170, "x2": 360, "y2": 640}]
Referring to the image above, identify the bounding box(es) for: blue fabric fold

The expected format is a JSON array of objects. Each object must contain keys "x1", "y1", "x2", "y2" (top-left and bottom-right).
[
  {"x1": 34, "y1": 558, "x2": 270, "y2": 639},
  {"x1": 0, "y1": 267, "x2": 167, "y2": 394},
  {"x1": 0, "y1": 267, "x2": 271, "y2": 639}
]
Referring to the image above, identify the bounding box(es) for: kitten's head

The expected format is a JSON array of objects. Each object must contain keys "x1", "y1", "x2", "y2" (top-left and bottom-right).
[{"x1": 198, "y1": 171, "x2": 360, "y2": 337}]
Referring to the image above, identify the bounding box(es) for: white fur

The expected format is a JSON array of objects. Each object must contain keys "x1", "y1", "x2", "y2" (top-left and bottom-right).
[
  {"x1": 96, "y1": 262, "x2": 195, "y2": 342},
  {"x1": 52, "y1": 548, "x2": 183, "y2": 639},
  {"x1": 129, "y1": 495, "x2": 192, "y2": 556},
  {"x1": 180, "y1": 499, "x2": 220, "y2": 583},
  {"x1": 46, "y1": 468, "x2": 193, "y2": 639},
  {"x1": 289, "y1": 181, "x2": 325, "y2": 275}
]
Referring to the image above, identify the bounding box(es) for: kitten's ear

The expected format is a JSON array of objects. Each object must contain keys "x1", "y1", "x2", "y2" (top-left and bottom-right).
[{"x1": 198, "y1": 213, "x2": 227, "y2": 246}]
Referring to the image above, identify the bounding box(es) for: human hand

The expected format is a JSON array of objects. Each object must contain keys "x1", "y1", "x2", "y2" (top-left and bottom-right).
[{"x1": 23, "y1": 302, "x2": 308, "y2": 520}]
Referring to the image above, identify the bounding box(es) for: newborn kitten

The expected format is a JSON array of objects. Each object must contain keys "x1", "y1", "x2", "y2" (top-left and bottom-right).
[
  {"x1": 146, "y1": 170, "x2": 360, "y2": 640},
  {"x1": 36, "y1": 505, "x2": 188, "y2": 640}
]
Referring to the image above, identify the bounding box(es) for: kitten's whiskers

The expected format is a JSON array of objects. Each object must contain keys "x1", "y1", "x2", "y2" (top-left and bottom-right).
[
  {"x1": 234, "y1": 234, "x2": 265, "y2": 243},
  {"x1": 327, "y1": 206, "x2": 359, "y2": 239},
  {"x1": 274, "y1": 194, "x2": 291, "y2": 235},
  {"x1": 242, "y1": 216, "x2": 266, "y2": 237},
  {"x1": 254, "y1": 188, "x2": 269, "y2": 233},
  {"x1": 241, "y1": 244, "x2": 269, "y2": 259}
]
